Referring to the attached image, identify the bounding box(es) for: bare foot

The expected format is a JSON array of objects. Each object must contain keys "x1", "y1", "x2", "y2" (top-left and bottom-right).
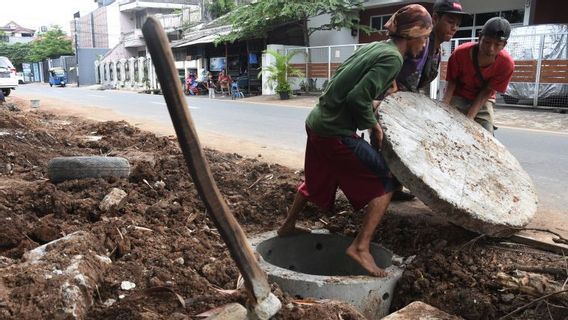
[
  {"x1": 277, "y1": 224, "x2": 311, "y2": 236},
  {"x1": 346, "y1": 245, "x2": 388, "y2": 277}
]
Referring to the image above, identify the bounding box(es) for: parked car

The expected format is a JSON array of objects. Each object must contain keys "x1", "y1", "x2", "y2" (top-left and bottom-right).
[
  {"x1": 49, "y1": 67, "x2": 67, "y2": 87},
  {"x1": 0, "y1": 56, "x2": 18, "y2": 96},
  {"x1": 503, "y1": 24, "x2": 568, "y2": 107}
]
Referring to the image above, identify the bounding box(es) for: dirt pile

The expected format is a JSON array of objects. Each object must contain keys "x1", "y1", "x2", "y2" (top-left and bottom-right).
[{"x1": 0, "y1": 99, "x2": 567, "y2": 319}]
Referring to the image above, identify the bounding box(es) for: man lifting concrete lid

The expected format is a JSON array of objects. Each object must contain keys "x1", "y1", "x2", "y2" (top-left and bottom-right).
[{"x1": 377, "y1": 91, "x2": 537, "y2": 236}]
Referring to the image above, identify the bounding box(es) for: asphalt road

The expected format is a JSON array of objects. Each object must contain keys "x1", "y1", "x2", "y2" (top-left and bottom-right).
[{"x1": 13, "y1": 84, "x2": 568, "y2": 214}]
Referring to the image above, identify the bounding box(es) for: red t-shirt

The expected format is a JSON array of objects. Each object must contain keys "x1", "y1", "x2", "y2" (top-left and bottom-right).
[{"x1": 446, "y1": 42, "x2": 514, "y2": 101}]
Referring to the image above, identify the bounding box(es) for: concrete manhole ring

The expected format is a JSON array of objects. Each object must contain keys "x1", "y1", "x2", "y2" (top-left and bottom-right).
[{"x1": 250, "y1": 230, "x2": 406, "y2": 319}]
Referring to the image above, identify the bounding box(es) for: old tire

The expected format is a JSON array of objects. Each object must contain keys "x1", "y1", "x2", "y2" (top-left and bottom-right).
[
  {"x1": 47, "y1": 156, "x2": 130, "y2": 183},
  {"x1": 2, "y1": 89, "x2": 11, "y2": 96}
]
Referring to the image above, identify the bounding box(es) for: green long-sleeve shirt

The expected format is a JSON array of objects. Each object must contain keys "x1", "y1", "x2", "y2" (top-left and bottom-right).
[{"x1": 306, "y1": 40, "x2": 403, "y2": 137}]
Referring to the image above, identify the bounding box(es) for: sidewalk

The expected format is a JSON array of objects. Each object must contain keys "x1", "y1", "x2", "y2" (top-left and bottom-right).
[{"x1": 240, "y1": 94, "x2": 568, "y2": 134}]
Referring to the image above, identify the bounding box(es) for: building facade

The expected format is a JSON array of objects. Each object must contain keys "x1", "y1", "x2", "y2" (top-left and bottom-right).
[
  {"x1": 358, "y1": 0, "x2": 566, "y2": 44},
  {"x1": 0, "y1": 21, "x2": 35, "y2": 44}
]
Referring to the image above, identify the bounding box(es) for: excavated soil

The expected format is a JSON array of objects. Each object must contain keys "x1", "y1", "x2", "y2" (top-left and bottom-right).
[{"x1": 0, "y1": 98, "x2": 567, "y2": 320}]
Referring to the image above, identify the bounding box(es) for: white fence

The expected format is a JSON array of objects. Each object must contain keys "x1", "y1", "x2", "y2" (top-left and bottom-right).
[{"x1": 95, "y1": 57, "x2": 160, "y2": 91}]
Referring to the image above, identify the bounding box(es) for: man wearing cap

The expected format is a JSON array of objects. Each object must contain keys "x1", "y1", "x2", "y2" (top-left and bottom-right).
[
  {"x1": 277, "y1": 5, "x2": 432, "y2": 277},
  {"x1": 443, "y1": 17, "x2": 515, "y2": 134},
  {"x1": 397, "y1": 0, "x2": 468, "y2": 93},
  {"x1": 393, "y1": 0, "x2": 469, "y2": 201}
]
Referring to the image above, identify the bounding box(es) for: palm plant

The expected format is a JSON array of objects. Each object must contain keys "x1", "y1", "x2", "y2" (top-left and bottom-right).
[{"x1": 260, "y1": 49, "x2": 304, "y2": 99}]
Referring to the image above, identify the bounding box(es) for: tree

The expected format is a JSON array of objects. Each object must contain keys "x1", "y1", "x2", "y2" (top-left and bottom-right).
[
  {"x1": 29, "y1": 26, "x2": 73, "y2": 62},
  {"x1": 259, "y1": 48, "x2": 304, "y2": 97},
  {"x1": 205, "y1": 0, "x2": 236, "y2": 20},
  {"x1": 217, "y1": 0, "x2": 370, "y2": 46},
  {"x1": 0, "y1": 42, "x2": 33, "y2": 67}
]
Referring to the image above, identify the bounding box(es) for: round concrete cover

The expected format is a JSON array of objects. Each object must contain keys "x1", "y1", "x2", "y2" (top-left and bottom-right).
[{"x1": 378, "y1": 92, "x2": 537, "y2": 236}]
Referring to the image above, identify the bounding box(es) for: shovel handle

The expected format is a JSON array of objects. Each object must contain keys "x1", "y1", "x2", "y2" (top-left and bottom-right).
[{"x1": 142, "y1": 17, "x2": 271, "y2": 303}]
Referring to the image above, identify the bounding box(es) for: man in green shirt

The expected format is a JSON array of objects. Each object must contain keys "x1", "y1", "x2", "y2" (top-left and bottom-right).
[{"x1": 277, "y1": 4, "x2": 433, "y2": 277}]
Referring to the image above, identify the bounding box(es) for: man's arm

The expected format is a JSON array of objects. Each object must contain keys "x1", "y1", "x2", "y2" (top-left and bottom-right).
[
  {"x1": 443, "y1": 80, "x2": 457, "y2": 104},
  {"x1": 370, "y1": 123, "x2": 384, "y2": 150},
  {"x1": 466, "y1": 86, "x2": 493, "y2": 119},
  {"x1": 345, "y1": 55, "x2": 402, "y2": 131}
]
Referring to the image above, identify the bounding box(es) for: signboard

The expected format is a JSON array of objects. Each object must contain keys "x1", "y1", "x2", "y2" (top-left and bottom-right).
[{"x1": 209, "y1": 57, "x2": 226, "y2": 72}]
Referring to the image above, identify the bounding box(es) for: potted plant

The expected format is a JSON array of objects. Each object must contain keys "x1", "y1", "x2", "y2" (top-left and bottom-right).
[{"x1": 260, "y1": 49, "x2": 304, "y2": 100}]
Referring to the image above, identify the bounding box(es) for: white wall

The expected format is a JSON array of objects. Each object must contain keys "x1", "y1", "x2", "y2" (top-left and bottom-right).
[
  {"x1": 460, "y1": 0, "x2": 525, "y2": 14},
  {"x1": 106, "y1": 1, "x2": 121, "y2": 48},
  {"x1": 120, "y1": 12, "x2": 136, "y2": 34},
  {"x1": 308, "y1": 14, "x2": 358, "y2": 47}
]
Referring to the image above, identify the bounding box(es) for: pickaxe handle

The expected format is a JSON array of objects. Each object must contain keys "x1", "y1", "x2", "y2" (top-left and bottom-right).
[{"x1": 142, "y1": 17, "x2": 272, "y2": 306}]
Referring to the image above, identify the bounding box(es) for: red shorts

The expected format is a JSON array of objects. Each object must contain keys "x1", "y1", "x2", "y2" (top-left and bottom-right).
[{"x1": 298, "y1": 126, "x2": 399, "y2": 211}]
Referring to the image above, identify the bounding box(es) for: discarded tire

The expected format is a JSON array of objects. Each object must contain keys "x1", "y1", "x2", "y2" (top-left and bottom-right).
[{"x1": 47, "y1": 156, "x2": 130, "y2": 183}]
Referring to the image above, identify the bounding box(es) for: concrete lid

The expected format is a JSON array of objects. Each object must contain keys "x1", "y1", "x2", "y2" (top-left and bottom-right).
[{"x1": 378, "y1": 92, "x2": 538, "y2": 236}]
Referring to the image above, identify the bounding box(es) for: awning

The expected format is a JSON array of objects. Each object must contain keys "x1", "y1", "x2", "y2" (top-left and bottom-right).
[{"x1": 172, "y1": 30, "x2": 232, "y2": 48}]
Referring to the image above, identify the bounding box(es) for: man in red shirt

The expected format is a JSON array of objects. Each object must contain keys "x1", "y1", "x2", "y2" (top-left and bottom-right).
[{"x1": 443, "y1": 17, "x2": 514, "y2": 134}]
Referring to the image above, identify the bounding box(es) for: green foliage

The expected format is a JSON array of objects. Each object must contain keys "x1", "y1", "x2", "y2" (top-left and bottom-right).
[
  {"x1": 0, "y1": 42, "x2": 33, "y2": 66},
  {"x1": 0, "y1": 26, "x2": 74, "y2": 66},
  {"x1": 206, "y1": 0, "x2": 236, "y2": 20},
  {"x1": 217, "y1": 0, "x2": 371, "y2": 45},
  {"x1": 29, "y1": 26, "x2": 73, "y2": 62},
  {"x1": 259, "y1": 49, "x2": 304, "y2": 94}
]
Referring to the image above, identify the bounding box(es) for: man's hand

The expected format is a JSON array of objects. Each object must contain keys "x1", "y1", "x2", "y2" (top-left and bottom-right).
[
  {"x1": 386, "y1": 81, "x2": 398, "y2": 95},
  {"x1": 370, "y1": 123, "x2": 383, "y2": 150},
  {"x1": 372, "y1": 100, "x2": 381, "y2": 112}
]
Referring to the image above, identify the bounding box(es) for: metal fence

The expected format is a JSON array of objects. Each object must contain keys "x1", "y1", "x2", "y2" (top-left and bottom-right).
[
  {"x1": 285, "y1": 33, "x2": 568, "y2": 109},
  {"x1": 285, "y1": 44, "x2": 363, "y2": 92},
  {"x1": 42, "y1": 56, "x2": 77, "y2": 84}
]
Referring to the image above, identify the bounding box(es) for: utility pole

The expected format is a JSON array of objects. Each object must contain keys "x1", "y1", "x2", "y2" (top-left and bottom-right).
[{"x1": 73, "y1": 11, "x2": 80, "y2": 87}]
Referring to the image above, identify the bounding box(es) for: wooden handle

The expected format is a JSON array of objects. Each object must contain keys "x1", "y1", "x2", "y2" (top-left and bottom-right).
[{"x1": 142, "y1": 17, "x2": 271, "y2": 303}]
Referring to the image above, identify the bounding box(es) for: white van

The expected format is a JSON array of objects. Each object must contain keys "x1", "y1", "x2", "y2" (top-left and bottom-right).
[{"x1": 0, "y1": 56, "x2": 18, "y2": 96}]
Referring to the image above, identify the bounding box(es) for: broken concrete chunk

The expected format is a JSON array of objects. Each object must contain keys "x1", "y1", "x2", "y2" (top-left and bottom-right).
[
  {"x1": 1, "y1": 231, "x2": 110, "y2": 319},
  {"x1": 0, "y1": 256, "x2": 15, "y2": 268},
  {"x1": 99, "y1": 188, "x2": 127, "y2": 212},
  {"x1": 383, "y1": 301, "x2": 461, "y2": 319},
  {"x1": 120, "y1": 281, "x2": 136, "y2": 291},
  {"x1": 197, "y1": 303, "x2": 248, "y2": 320},
  {"x1": 379, "y1": 92, "x2": 538, "y2": 236}
]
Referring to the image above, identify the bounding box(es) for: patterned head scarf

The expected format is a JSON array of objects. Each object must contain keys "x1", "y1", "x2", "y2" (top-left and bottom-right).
[{"x1": 384, "y1": 4, "x2": 433, "y2": 39}]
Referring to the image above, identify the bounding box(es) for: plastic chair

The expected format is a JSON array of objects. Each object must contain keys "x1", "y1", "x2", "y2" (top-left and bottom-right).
[{"x1": 231, "y1": 82, "x2": 245, "y2": 100}]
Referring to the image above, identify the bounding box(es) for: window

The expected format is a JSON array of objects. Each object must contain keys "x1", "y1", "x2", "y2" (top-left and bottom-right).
[
  {"x1": 370, "y1": 14, "x2": 392, "y2": 32},
  {"x1": 501, "y1": 10, "x2": 524, "y2": 24},
  {"x1": 476, "y1": 12, "x2": 500, "y2": 26},
  {"x1": 135, "y1": 12, "x2": 146, "y2": 29},
  {"x1": 455, "y1": 9, "x2": 525, "y2": 40},
  {"x1": 454, "y1": 29, "x2": 473, "y2": 39},
  {"x1": 459, "y1": 14, "x2": 474, "y2": 28}
]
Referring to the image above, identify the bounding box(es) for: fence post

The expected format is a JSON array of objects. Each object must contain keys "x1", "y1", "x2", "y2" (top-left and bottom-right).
[
  {"x1": 533, "y1": 34, "x2": 545, "y2": 107},
  {"x1": 328, "y1": 46, "x2": 331, "y2": 79},
  {"x1": 305, "y1": 47, "x2": 309, "y2": 82}
]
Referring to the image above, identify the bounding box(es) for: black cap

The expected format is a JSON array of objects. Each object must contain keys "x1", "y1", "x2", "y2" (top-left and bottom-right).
[
  {"x1": 433, "y1": 0, "x2": 469, "y2": 16},
  {"x1": 480, "y1": 17, "x2": 511, "y2": 41}
]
